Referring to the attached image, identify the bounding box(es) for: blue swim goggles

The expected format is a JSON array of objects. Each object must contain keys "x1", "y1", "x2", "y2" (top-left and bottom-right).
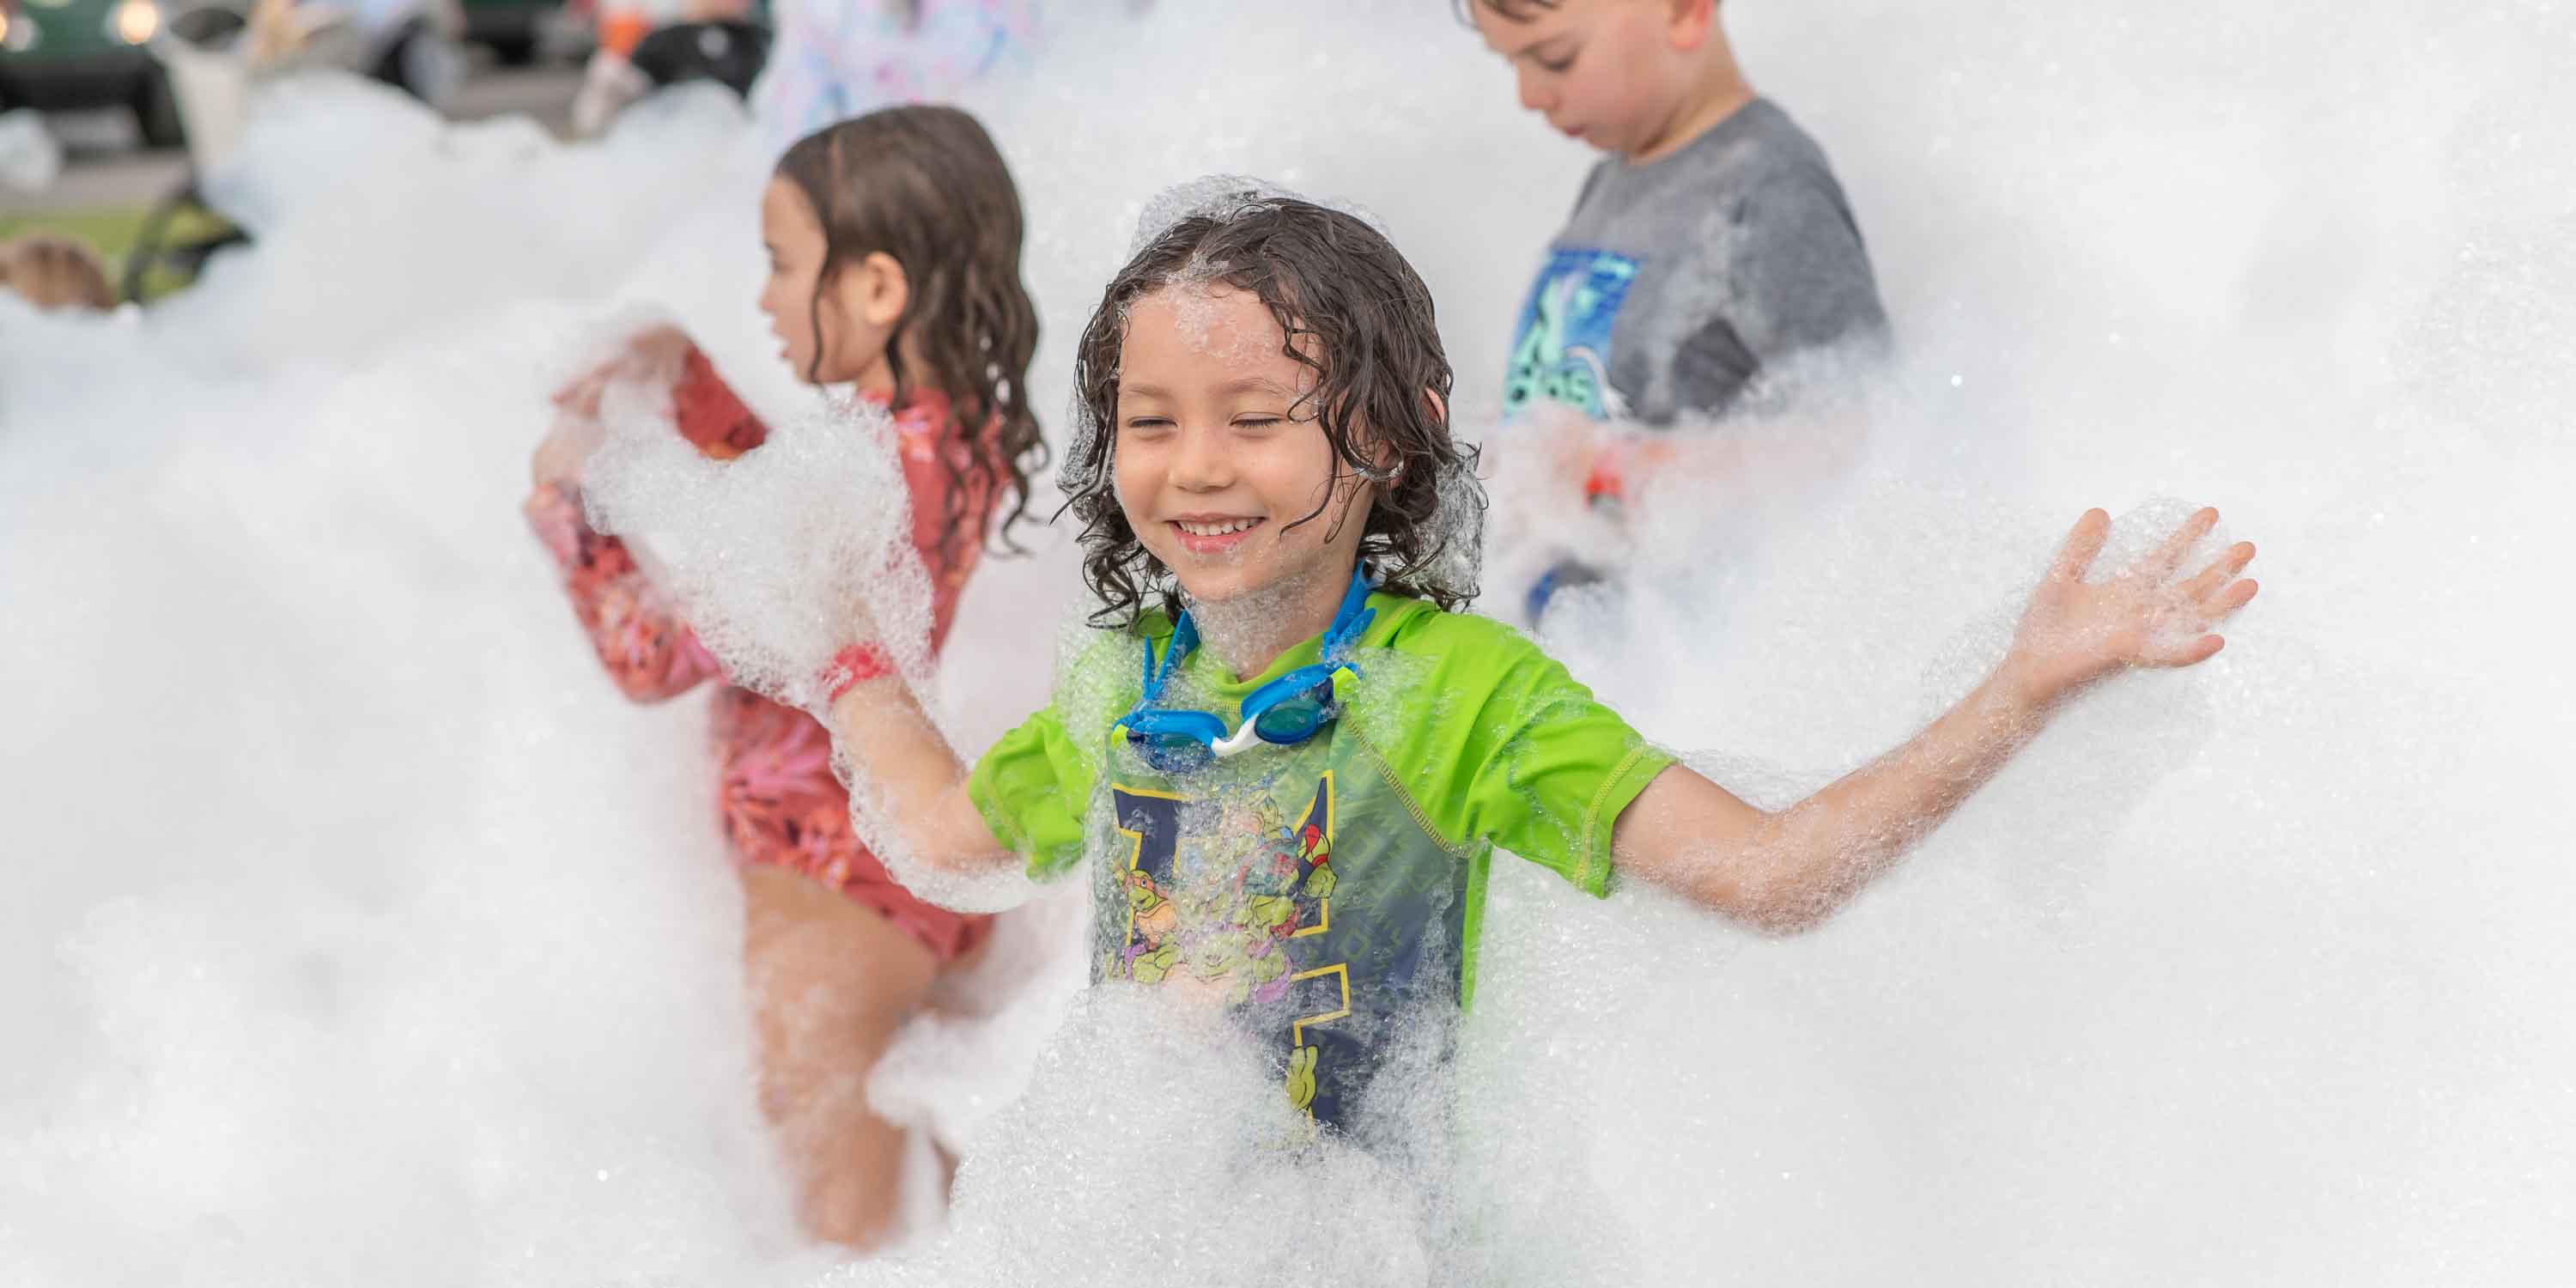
[{"x1": 1115, "y1": 567, "x2": 1376, "y2": 775}]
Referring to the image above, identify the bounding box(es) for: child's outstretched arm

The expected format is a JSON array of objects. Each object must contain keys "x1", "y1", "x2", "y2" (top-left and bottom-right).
[
  {"x1": 825, "y1": 677, "x2": 1019, "y2": 880},
  {"x1": 1610, "y1": 507, "x2": 2259, "y2": 933}
]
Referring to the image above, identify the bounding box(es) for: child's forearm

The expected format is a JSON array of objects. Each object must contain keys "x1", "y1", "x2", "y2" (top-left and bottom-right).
[
  {"x1": 1751, "y1": 661, "x2": 2051, "y2": 925},
  {"x1": 1619, "y1": 507, "x2": 2254, "y2": 932},
  {"x1": 826, "y1": 679, "x2": 1016, "y2": 877},
  {"x1": 1618, "y1": 660, "x2": 2055, "y2": 932}
]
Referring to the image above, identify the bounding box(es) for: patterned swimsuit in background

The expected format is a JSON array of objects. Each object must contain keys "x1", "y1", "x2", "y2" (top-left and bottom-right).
[{"x1": 750, "y1": 0, "x2": 1037, "y2": 155}]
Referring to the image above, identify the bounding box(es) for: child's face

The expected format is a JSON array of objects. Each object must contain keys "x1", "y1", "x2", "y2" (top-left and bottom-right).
[
  {"x1": 1472, "y1": 0, "x2": 1703, "y2": 156},
  {"x1": 756, "y1": 178, "x2": 900, "y2": 386},
  {"x1": 1112, "y1": 285, "x2": 1376, "y2": 611}
]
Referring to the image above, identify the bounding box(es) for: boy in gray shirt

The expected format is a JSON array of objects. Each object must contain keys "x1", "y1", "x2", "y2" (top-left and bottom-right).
[
  {"x1": 1470, "y1": 0, "x2": 1890, "y2": 612},
  {"x1": 1474, "y1": 0, "x2": 1887, "y2": 424},
  {"x1": 1515, "y1": 97, "x2": 1886, "y2": 423}
]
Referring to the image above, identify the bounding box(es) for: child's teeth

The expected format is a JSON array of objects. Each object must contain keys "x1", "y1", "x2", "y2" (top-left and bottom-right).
[{"x1": 1182, "y1": 519, "x2": 1252, "y2": 536}]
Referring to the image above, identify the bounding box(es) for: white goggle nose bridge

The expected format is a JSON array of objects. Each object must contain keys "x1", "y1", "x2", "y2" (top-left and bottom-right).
[{"x1": 1207, "y1": 719, "x2": 1269, "y2": 759}]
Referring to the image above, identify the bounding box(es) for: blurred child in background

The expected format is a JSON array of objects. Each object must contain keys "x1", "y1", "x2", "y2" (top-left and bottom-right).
[
  {"x1": 1469, "y1": 0, "x2": 1891, "y2": 622},
  {"x1": 0, "y1": 234, "x2": 116, "y2": 313},
  {"x1": 524, "y1": 106, "x2": 1045, "y2": 1249}
]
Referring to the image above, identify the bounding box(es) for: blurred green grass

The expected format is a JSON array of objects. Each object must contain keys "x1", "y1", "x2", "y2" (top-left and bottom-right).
[{"x1": 3, "y1": 202, "x2": 239, "y2": 302}]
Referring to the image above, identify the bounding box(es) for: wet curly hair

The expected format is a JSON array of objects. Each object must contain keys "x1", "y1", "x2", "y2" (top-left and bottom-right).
[{"x1": 1061, "y1": 195, "x2": 1485, "y2": 629}]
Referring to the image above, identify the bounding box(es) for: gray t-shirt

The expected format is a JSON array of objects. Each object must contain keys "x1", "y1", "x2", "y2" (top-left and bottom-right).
[{"x1": 1503, "y1": 98, "x2": 1888, "y2": 427}]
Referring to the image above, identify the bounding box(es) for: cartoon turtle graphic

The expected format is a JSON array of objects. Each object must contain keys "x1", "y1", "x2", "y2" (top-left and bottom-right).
[{"x1": 1296, "y1": 820, "x2": 1335, "y2": 900}]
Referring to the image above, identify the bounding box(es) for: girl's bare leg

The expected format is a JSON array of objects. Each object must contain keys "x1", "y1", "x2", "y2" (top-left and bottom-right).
[{"x1": 740, "y1": 863, "x2": 939, "y2": 1250}]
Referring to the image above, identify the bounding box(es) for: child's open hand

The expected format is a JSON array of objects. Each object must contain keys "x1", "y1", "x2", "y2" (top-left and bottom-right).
[
  {"x1": 530, "y1": 408, "x2": 605, "y2": 488},
  {"x1": 553, "y1": 324, "x2": 693, "y2": 416},
  {"x1": 534, "y1": 325, "x2": 697, "y2": 488},
  {"x1": 2004, "y1": 507, "x2": 2259, "y2": 705}
]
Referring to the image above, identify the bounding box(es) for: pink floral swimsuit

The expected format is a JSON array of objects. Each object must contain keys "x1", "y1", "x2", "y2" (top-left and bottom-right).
[{"x1": 526, "y1": 343, "x2": 995, "y2": 963}]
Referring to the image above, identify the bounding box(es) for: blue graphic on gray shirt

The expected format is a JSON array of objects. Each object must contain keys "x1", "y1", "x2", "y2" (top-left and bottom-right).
[{"x1": 1504, "y1": 247, "x2": 1639, "y2": 421}]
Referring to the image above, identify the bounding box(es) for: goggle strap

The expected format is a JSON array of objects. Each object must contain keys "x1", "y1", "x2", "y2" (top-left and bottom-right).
[{"x1": 1141, "y1": 615, "x2": 1198, "y2": 702}]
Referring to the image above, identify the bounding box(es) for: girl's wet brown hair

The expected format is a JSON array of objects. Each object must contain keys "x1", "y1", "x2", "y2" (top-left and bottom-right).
[
  {"x1": 1063, "y1": 194, "x2": 1485, "y2": 629},
  {"x1": 775, "y1": 105, "x2": 1047, "y2": 556}
]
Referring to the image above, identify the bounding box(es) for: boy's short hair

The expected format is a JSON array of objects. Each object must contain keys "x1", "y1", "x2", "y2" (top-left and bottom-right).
[
  {"x1": 1063, "y1": 193, "x2": 1485, "y2": 629},
  {"x1": 1463, "y1": 0, "x2": 1723, "y2": 21},
  {"x1": 1462, "y1": 0, "x2": 1561, "y2": 21},
  {"x1": 0, "y1": 234, "x2": 115, "y2": 313}
]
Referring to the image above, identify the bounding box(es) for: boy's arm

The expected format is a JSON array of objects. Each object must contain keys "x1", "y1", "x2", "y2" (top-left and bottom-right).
[
  {"x1": 1611, "y1": 508, "x2": 2258, "y2": 933},
  {"x1": 1611, "y1": 665, "x2": 2050, "y2": 933},
  {"x1": 1592, "y1": 179, "x2": 1887, "y2": 492},
  {"x1": 1722, "y1": 177, "x2": 1888, "y2": 380},
  {"x1": 826, "y1": 677, "x2": 1018, "y2": 878}
]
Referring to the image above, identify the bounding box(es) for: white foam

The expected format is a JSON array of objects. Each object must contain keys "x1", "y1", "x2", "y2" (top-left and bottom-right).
[
  {"x1": 3, "y1": 0, "x2": 2572, "y2": 1281},
  {"x1": 576, "y1": 347, "x2": 940, "y2": 712},
  {"x1": 0, "y1": 108, "x2": 64, "y2": 193}
]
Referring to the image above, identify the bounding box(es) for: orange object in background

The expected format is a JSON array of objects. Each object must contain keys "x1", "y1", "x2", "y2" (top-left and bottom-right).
[{"x1": 597, "y1": 5, "x2": 647, "y2": 55}]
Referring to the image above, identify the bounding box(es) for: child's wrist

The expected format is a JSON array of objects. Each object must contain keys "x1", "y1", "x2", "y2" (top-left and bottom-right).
[
  {"x1": 1583, "y1": 436, "x2": 1631, "y2": 505},
  {"x1": 1992, "y1": 650, "x2": 2067, "y2": 715},
  {"x1": 820, "y1": 641, "x2": 896, "y2": 704}
]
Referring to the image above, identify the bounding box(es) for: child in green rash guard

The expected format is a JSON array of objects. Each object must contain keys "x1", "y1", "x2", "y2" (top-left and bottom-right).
[
  {"x1": 820, "y1": 192, "x2": 2261, "y2": 1133},
  {"x1": 969, "y1": 568, "x2": 1667, "y2": 1124}
]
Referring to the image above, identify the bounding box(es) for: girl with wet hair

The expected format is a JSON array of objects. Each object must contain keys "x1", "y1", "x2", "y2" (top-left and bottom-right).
[{"x1": 521, "y1": 104, "x2": 1043, "y2": 1249}]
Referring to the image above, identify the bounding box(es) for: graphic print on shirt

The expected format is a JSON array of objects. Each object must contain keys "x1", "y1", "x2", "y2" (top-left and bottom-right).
[
  {"x1": 1504, "y1": 246, "x2": 1641, "y2": 421},
  {"x1": 1108, "y1": 775, "x2": 1350, "y2": 1119}
]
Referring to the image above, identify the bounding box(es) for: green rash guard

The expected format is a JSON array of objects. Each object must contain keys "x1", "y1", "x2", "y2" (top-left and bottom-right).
[{"x1": 967, "y1": 591, "x2": 1675, "y2": 1129}]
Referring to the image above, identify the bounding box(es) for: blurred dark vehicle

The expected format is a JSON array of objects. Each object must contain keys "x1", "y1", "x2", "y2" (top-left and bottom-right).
[
  {"x1": 0, "y1": 0, "x2": 465, "y2": 148},
  {"x1": 459, "y1": 0, "x2": 586, "y2": 65},
  {"x1": 0, "y1": 0, "x2": 228, "y2": 145},
  {"x1": 628, "y1": 15, "x2": 759, "y2": 96}
]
